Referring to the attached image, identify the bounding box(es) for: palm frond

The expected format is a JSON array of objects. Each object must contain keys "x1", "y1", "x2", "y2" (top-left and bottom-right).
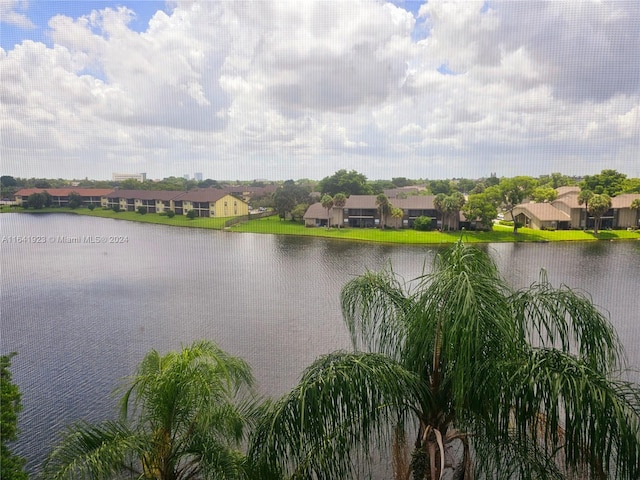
[
  {"x1": 41, "y1": 420, "x2": 141, "y2": 480},
  {"x1": 250, "y1": 351, "x2": 424, "y2": 479}
]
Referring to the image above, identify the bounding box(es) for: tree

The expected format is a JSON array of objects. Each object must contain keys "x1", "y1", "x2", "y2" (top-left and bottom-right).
[
  {"x1": 462, "y1": 192, "x2": 498, "y2": 230},
  {"x1": 320, "y1": 194, "x2": 334, "y2": 228},
  {"x1": 376, "y1": 193, "x2": 391, "y2": 229},
  {"x1": 27, "y1": 192, "x2": 45, "y2": 209},
  {"x1": 332, "y1": 193, "x2": 347, "y2": 228},
  {"x1": 581, "y1": 169, "x2": 626, "y2": 196},
  {"x1": 587, "y1": 194, "x2": 612, "y2": 234},
  {"x1": 273, "y1": 180, "x2": 311, "y2": 220},
  {"x1": 578, "y1": 189, "x2": 594, "y2": 231},
  {"x1": 631, "y1": 198, "x2": 640, "y2": 228},
  {"x1": 531, "y1": 186, "x2": 558, "y2": 203},
  {"x1": 318, "y1": 169, "x2": 372, "y2": 196},
  {"x1": 250, "y1": 241, "x2": 640, "y2": 480},
  {"x1": 1, "y1": 353, "x2": 28, "y2": 480},
  {"x1": 390, "y1": 207, "x2": 404, "y2": 229},
  {"x1": 499, "y1": 176, "x2": 537, "y2": 233},
  {"x1": 67, "y1": 192, "x2": 83, "y2": 209},
  {"x1": 428, "y1": 179, "x2": 452, "y2": 195},
  {"x1": 43, "y1": 340, "x2": 255, "y2": 480},
  {"x1": 433, "y1": 193, "x2": 446, "y2": 230},
  {"x1": 290, "y1": 203, "x2": 308, "y2": 224}
]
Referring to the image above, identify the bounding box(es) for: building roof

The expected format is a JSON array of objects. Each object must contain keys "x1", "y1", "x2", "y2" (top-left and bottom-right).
[
  {"x1": 343, "y1": 195, "x2": 379, "y2": 209},
  {"x1": 555, "y1": 186, "x2": 580, "y2": 197},
  {"x1": 175, "y1": 189, "x2": 239, "y2": 203},
  {"x1": 107, "y1": 190, "x2": 182, "y2": 201},
  {"x1": 393, "y1": 195, "x2": 436, "y2": 210},
  {"x1": 303, "y1": 202, "x2": 330, "y2": 220},
  {"x1": 15, "y1": 188, "x2": 114, "y2": 197},
  {"x1": 513, "y1": 203, "x2": 571, "y2": 222},
  {"x1": 611, "y1": 193, "x2": 640, "y2": 209},
  {"x1": 552, "y1": 192, "x2": 581, "y2": 209}
]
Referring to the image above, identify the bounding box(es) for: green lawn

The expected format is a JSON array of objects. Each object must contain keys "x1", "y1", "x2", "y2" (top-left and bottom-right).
[
  {"x1": 4, "y1": 206, "x2": 639, "y2": 244},
  {"x1": 229, "y1": 215, "x2": 640, "y2": 244}
]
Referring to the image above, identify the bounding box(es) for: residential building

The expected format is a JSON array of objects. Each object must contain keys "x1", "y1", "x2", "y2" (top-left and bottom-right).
[
  {"x1": 173, "y1": 189, "x2": 249, "y2": 217},
  {"x1": 106, "y1": 190, "x2": 182, "y2": 213},
  {"x1": 14, "y1": 188, "x2": 114, "y2": 207}
]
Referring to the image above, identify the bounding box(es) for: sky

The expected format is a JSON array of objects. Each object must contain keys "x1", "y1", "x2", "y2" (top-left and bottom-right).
[{"x1": 1, "y1": 0, "x2": 639, "y2": 181}]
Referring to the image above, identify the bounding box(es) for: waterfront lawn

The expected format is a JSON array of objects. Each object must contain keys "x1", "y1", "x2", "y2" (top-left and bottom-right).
[
  {"x1": 230, "y1": 215, "x2": 640, "y2": 244},
  {"x1": 5, "y1": 207, "x2": 639, "y2": 243},
  {"x1": 8, "y1": 207, "x2": 231, "y2": 229}
]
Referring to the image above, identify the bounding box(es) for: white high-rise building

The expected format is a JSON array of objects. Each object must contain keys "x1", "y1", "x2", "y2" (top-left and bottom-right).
[{"x1": 112, "y1": 172, "x2": 146, "y2": 182}]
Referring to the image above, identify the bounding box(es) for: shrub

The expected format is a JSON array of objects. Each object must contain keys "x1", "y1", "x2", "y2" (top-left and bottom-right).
[
  {"x1": 137, "y1": 206, "x2": 147, "y2": 215},
  {"x1": 112, "y1": 205, "x2": 122, "y2": 213},
  {"x1": 186, "y1": 209, "x2": 197, "y2": 219},
  {"x1": 413, "y1": 216, "x2": 432, "y2": 231},
  {"x1": 87, "y1": 204, "x2": 96, "y2": 211},
  {"x1": 166, "y1": 210, "x2": 176, "y2": 218}
]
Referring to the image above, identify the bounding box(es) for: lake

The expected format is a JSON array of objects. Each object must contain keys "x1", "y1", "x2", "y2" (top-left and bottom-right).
[{"x1": 1, "y1": 213, "x2": 639, "y2": 473}]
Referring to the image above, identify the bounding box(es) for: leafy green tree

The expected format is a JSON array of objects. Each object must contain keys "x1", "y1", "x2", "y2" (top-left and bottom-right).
[
  {"x1": 631, "y1": 198, "x2": 640, "y2": 228},
  {"x1": 320, "y1": 194, "x2": 334, "y2": 227},
  {"x1": 392, "y1": 177, "x2": 414, "y2": 188},
  {"x1": 621, "y1": 178, "x2": 640, "y2": 194},
  {"x1": 67, "y1": 192, "x2": 83, "y2": 209},
  {"x1": 318, "y1": 169, "x2": 372, "y2": 196},
  {"x1": 273, "y1": 180, "x2": 311, "y2": 220},
  {"x1": 462, "y1": 192, "x2": 498, "y2": 230},
  {"x1": 43, "y1": 341, "x2": 256, "y2": 480},
  {"x1": 531, "y1": 186, "x2": 558, "y2": 203},
  {"x1": 290, "y1": 203, "x2": 308, "y2": 224},
  {"x1": 581, "y1": 169, "x2": 626, "y2": 196},
  {"x1": 587, "y1": 194, "x2": 612, "y2": 234},
  {"x1": 578, "y1": 189, "x2": 594, "y2": 231},
  {"x1": 499, "y1": 176, "x2": 537, "y2": 233},
  {"x1": 26, "y1": 192, "x2": 45, "y2": 209},
  {"x1": 428, "y1": 179, "x2": 452, "y2": 195},
  {"x1": 1, "y1": 353, "x2": 29, "y2": 480},
  {"x1": 250, "y1": 241, "x2": 640, "y2": 480}
]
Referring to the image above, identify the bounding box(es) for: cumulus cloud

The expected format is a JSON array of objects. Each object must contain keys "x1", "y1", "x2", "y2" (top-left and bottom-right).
[
  {"x1": 0, "y1": 0, "x2": 638, "y2": 180},
  {"x1": 0, "y1": 0, "x2": 36, "y2": 29}
]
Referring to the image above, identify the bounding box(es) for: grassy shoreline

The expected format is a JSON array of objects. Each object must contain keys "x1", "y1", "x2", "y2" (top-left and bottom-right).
[{"x1": 3, "y1": 206, "x2": 640, "y2": 244}]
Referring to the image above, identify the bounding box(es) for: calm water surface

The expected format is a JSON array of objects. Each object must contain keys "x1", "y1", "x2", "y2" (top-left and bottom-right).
[{"x1": 2, "y1": 213, "x2": 639, "y2": 472}]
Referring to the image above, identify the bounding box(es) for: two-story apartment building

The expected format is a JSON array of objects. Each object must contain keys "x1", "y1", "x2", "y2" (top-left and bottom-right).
[{"x1": 14, "y1": 188, "x2": 114, "y2": 207}]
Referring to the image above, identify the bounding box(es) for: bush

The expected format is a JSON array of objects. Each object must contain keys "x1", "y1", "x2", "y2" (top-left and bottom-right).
[
  {"x1": 137, "y1": 206, "x2": 147, "y2": 215},
  {"x1": 112, "y1": 205, "x2": 122, "y2": 213},
  {"x1": 186, "y1": 209, "x2": 197, "y2": 219},
  {"x1": 413, "y1": 216, "x2": 432, "y2": 231},
  {"x1": 166, "y1": 210, "x2": 176, "y2": 218},
  {"x1": 87, "y1": 204, "x2": 96, "y2": 211}
]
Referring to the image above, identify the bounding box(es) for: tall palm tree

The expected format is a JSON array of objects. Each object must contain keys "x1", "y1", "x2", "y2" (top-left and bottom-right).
[
  {"x1": 320, "y1": 194, "x2": 334, "y2": 228},
  {"x1": 578, "y1": 189, "x2": 594, "y2": 231},
  {"x1": 587, "y1": 194, "x2": 612, "y2": 234},
  {"x1": 630, "y1": 198, "x2": 640, "y2": 228},
  {"x1": 250, "y1": 241, "x2": 640, "y2": 479},
  {"x1": 376, "y1": 193, "x2": 392, "y2": 229},
  {"x1": 43, "y1": 340, "x2": 256, "y2": 480},
  {"x1": 433, "y1": 193, "x2": 446, "y2": 230},
  {"x1": 332, "y1": 193, "x2": 347, "y2": 228}
]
